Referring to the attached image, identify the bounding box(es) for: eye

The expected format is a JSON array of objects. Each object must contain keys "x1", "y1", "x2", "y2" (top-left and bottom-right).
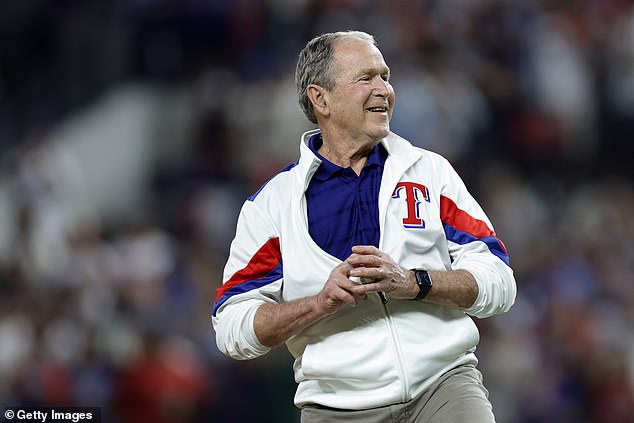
[{"x1": 359, "y1": 76, "x2": 371, "y2": 82}]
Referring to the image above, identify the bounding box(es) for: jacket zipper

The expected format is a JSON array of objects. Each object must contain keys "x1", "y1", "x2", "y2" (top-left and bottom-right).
[
  {"x1": 378, "y1": 162, "x2": 413, "y2": 403},
  {"x1": 380, "y1": 299, "x2": 410, "y2": 402}
]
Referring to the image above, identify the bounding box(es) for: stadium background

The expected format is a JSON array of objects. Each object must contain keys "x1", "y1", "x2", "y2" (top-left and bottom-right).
[{"x1": 0, "y1": 1, "x2": 632, "y2": 422}]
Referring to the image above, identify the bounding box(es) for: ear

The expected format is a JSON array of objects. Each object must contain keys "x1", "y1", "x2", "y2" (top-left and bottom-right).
[{"x1": 307, "y1": 84, "x2": 330, "y2": 119}]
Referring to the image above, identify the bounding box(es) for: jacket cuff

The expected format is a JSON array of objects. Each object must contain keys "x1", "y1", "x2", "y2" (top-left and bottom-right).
[
  {"x1": 213, "y1": 299, "x2": 272, "y2": 359},
  {"x1": 460, "y1": 264, "x2": 516, "y2": 318}
]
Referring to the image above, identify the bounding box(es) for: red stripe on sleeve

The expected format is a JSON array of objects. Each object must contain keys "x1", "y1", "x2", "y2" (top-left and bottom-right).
[
  {"x1": 215, "y1": 237, "x2": 281, "y2": 302},
  {"x1": 440, "y1": 195, "x2": 507, "y2": 253}
]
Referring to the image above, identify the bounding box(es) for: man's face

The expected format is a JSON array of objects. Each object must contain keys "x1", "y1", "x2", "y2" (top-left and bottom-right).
[{"x1": 325, "y1": 39, "x2": 395, "y2": 143}]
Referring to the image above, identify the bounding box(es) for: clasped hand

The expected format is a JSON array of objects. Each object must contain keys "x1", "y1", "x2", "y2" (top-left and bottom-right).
[{"x1": 316, "y1": 245, "x2": 416, "y2": 316}]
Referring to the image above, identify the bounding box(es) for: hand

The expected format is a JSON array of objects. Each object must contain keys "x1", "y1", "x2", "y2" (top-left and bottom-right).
[
  {"x1": 315, "y1": 261, "x2": 368, "y2": 316},
  {"x1": 346, "y1": 245, "x2": 418, "y2": 300}
]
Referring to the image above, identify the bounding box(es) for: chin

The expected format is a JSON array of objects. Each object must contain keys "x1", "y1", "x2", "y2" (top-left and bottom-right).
[
  {"x1": 371, "y1": 126, "x2": 390, "y2": 139},
  {"x1": 360, "y1": 121, "x2": 390, "y2": 142}
]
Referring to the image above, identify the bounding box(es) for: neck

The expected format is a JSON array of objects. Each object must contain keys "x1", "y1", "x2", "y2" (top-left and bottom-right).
[{"x1": 318, "y1": 132, "x2": 380, "y2": 175}]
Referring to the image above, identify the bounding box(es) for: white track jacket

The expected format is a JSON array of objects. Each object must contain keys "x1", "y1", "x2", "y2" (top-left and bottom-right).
[{"x1": 212, "y1": 129, "x2": 516, "y2": 410}]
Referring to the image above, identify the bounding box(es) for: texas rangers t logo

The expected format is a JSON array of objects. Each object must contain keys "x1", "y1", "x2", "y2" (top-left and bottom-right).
[{"x1": 392, "y1": 182, "x2": 430, "y2": 228}]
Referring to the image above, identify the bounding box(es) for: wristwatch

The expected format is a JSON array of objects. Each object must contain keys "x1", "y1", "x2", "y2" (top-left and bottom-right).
[{"x1": 411, "y1": 269, "x2": 433, "y2": 301}]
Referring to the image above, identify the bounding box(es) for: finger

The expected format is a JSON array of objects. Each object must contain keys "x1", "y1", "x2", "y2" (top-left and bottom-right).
[
  {"x1": 351, "y1": 245, "x2": 382, "y2": 256},
  {"x1": 351, "y1": 281, "x2": 384, "y2": 296},
  {"x1": 338, "y1": 291, "x2": 358, "y2": 305},
  {"x1": 330, "y1": 262, "x2": 355, "y2": 282},
  {"x1": 335, "y1": 260, "x2": 354, "y2": 274},
  {"x1": 323, "y1": 283, "x2": 358, "y2": 306},
  {"x1": 348, "y1": 255, "x2": 384, "y2": 269},
  {"x1": 336, "y1": 272, "x2": 360, "y2": 289},
  {"x1": 349, "y1": 266, "x2": 384, "y2": 280},
  {"x1": 340, "y1": 286, "x2": 368, "y2": 305},
  {"x1": 338, "y1": 277, "x2": 374, "y2": 304}
]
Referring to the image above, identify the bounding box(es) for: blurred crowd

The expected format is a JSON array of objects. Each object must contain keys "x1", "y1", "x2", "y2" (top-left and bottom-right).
[{"x1": 0, "y1": 1, "x2": 632, "y2": 422}]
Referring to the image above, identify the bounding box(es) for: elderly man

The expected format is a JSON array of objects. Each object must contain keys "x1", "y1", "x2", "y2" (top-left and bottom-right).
[{"x1": 212, "y1": 31, "x2": 516, "y2": 423}]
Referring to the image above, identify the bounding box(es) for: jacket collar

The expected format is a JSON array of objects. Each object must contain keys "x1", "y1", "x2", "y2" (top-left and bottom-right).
[
  {"x1": 307, "y1": 133, "x2": 387, "y2": 182},
  {"x1": 297, "y1": 129, "x2": 422, "y2": 193}
]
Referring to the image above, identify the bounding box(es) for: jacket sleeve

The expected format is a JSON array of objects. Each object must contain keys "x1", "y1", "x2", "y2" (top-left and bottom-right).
[
  {"x1": 438, "y1": 158, "x2": 517, "y2": 318},
  {"x1": 211, "y1": 199, "x2": 284, "y2": 360}
]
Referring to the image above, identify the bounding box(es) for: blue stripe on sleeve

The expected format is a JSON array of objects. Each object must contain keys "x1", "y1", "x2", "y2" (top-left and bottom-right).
[{"x1": 443, "y1": 223, "x2": 510, "y2": 266}]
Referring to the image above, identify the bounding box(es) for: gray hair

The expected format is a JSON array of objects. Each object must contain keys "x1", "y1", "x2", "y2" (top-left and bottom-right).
[{"x1": 295, "y1": 31, "x2": 377, "y2": 124}]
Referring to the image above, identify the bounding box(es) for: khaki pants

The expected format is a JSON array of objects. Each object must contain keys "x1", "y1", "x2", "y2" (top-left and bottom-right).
[{"x1": 301, "y1": 365, "x2": 495, "y2": 423}]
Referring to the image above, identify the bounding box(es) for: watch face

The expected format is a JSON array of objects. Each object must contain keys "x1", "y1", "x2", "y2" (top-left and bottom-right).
[{"x1": 414, "y1": 269, "x2": 432, "y2": 300}]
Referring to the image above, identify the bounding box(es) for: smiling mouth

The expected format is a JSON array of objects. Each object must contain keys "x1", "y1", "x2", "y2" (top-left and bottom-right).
[{"x1": 366, "y1": 107, "x2": 388, "y2": 113}]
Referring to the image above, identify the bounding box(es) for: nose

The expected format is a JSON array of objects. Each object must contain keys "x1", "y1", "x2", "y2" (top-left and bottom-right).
[{"x1": 373, "y1": 76, "x2": 390, "y2": 98}]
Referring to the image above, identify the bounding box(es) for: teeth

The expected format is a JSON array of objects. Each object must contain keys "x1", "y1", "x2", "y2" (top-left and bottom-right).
[{"x1": 369, "y1": 107, "x2": 386, "y2": 112}]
